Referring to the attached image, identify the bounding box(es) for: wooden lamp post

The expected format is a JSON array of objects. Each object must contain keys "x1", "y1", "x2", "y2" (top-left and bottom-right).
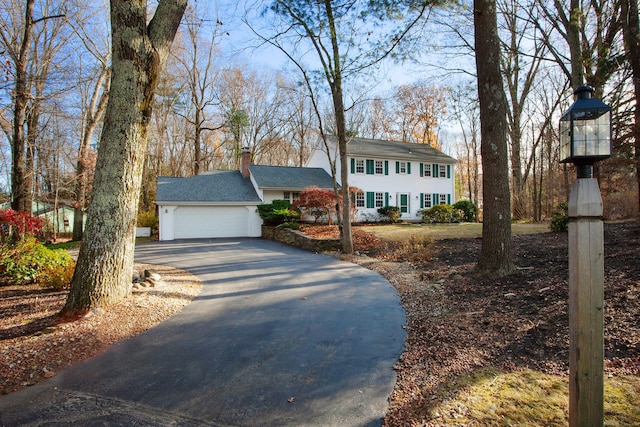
[{"x1": 559, "y1": 85, "x2": 612, "y2": 426}]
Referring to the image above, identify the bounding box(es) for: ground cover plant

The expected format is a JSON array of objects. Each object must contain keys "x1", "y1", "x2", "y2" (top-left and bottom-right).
[{"x1": 304, "y1": 221, "x2": 640, "y2": 425}]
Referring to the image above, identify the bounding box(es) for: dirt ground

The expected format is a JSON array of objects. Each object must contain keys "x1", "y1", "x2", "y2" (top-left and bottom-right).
[{"x1": 303, "y1": 221, "x2": 640, "y2": 425}]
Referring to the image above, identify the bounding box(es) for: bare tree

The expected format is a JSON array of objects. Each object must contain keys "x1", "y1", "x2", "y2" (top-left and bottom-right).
[
  {"x1": 474, "y1": 0, "x2": 514, "y2": 275},
  {"x1": 172, "y1": 4, "x2": 222, "y2": 176},
  {"x1": 1, "y1": 0, "x2": 65, "y2": 213},
  {"x1": 62, "y1": 0, "x2": 187, "y2": 317},
  {"x1": 621, "y1": 0, "x2": 640, "y2": 212}
]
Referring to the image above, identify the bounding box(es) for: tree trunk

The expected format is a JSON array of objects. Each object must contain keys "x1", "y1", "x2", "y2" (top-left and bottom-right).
[
  {"x1": 61, "y1": 0, "x2": 187, "y2": 318},
  {"x1": 622, "y1": 0, "x2": 640, "y2": 214},
  {"x1": 10, "y1": 0, "x2": 35, "y2": 214},
  {"x1": 474, "y1": 0, "x2": 514, "y2": 276},
  {"x1": 323, "y1": 0, "x2": 353, "y2": 254}
]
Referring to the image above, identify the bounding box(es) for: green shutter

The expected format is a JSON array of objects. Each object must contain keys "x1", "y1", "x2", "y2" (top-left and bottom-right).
[
  {"x1": 420, "y1": 193, "x2": 424, "y2": 209},
  {"x1": 447, "y1": 194, "x2": 451, "y2": 204},
  {"x1": 395, "y1": 161, "x2": 400, "y2": 174},
  {"x1": 366, "y1": 159, "x2": 374, "y2": 174},
  {"x1": 433, "y1": 193, "x2": 438, "y2": 205},
  {"x1": 384, "y1": 192, "x2": 389, "y2": 207},
  {"x1": 420, "y1": 163, "x2": 424, "y2": 177},
  {"x1": 366, "y1": 192, "x2": 374, "y2": 208},
  {"x1": 384, "y1": 160, "x2": 389, "y2": 175},
  {"x1": 433, "y1": 164, "x2": 439, "y2": 178},
  {"x1": 447, "y1": 164, "x2": 451, "y2": 179},
  {"x1": 351, "y1": 158, "x2": 355, "y2": 174},
  {"x1": 407, "y1": 162, "x2": 411, "y2": 174}
]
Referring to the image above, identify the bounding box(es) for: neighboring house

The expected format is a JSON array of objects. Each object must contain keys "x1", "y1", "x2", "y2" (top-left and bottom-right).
[
  {"x1": 156, "y1": 149, "x2": 335, "y2": 240},
  {"x1": 1, "y1": 201, "x2": 77, "y2": 234},
  {"x1": 306, "y1": 136, "x2": 457, "y2": 221}
]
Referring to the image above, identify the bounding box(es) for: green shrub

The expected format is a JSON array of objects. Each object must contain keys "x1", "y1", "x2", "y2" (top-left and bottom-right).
[
  {"x1": 0, "y1": 237, "x2": 74, "y2": 286},
  {"x1": 377, "y1": 206, "x2": 402, "y2": 223},
  {"x1": 137, "y1": 210, "x2": 159, "y2": 229},
  {"x1": 257, "y1": 200, "x2": 300, "y2": 225},
  {"x1": 420, "y1": 204, "x2": 462, "y2": 224},
  {"x1": 550, "y1": 202, "x2": 569, "y2": 232},
  {"x1": 453, "y1": 199, "x2": 478, "y2": 222}
]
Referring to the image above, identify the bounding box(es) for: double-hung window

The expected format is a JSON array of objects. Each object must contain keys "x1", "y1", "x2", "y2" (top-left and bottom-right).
[
  {"x1": 439, "y1": 194, "x2": 447, "y2": 205},
  {"x1": 283, "y1": 191, "x2": 300, "y2": 203},
  {"x1": 355, "y1": 159, "x2": 365, "y2": 174},
  {"x1": 355, "y1": 192, "x2": 365, "y2": 208},
  {"x1": 423, "y1": 193, "x2": 432, "y2": 208},
  {"x1": 398, "y1": 161, "x2": 407, "y2": 174},
  {"x1": 374, "y1": 160, "x2": 384, "y2": 175},
  {"x1": 422, "y1": 163, "x2": 432, "y2": 177},
  {"x1": 375, "y1": 192, "x2": 385, "y2": 208},
  {"x1": 439, "y1": 165, "x2": 447, "y2": 178}
]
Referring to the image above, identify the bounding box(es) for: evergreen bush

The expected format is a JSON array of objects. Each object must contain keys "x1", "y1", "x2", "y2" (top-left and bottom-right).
[
  {"x1": 420, "y1": 204, "x2": 462, "y2": 223},
  {"x1": 453, "y1": 199, "x2": 478, "y2": 222},
  {"x1": 550, "y1": 202, "x2": 569, "y2": 232},
  {"x1": 377, "y1": 206, "x2": 402, "y2": 223}
]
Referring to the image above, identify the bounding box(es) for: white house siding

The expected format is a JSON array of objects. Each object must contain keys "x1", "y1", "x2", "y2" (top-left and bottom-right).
[
  {"x1": 307, "y1": 144, "x2": 456, "y2": 221},
  {"x1": 159, "y1": 205, "x2": 261, "y2": 240}
]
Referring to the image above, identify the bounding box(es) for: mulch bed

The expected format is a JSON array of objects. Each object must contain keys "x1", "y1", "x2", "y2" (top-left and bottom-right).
[{"x1": 303, "y1": 221, "x2": 640, "y2": 424}]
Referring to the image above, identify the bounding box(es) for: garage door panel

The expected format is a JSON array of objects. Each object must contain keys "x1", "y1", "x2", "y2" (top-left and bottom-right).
[{"x1": 174, "y1": 206, "x2": 249, "y2": 238}]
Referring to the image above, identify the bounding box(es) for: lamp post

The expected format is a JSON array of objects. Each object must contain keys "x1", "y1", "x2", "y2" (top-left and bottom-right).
[{"x1": 559, "y1": 85, "x2": 612, "y2": 426}]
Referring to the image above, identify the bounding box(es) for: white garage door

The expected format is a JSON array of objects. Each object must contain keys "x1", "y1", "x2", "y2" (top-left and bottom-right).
[{"x1": 174, "y1": 206, "x2": 250, "y2": 238}]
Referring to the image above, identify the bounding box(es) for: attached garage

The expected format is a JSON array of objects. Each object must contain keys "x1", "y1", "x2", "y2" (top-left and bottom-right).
[
  {"x1": 174, "y1": 206, "x2": 249, "y2": 239},
  {"x1": 156, "y1": 151, "x2": 336, "y2": 240},
  {"x1": 156, "y1": 171, "x2": 263, "y2": 241}
]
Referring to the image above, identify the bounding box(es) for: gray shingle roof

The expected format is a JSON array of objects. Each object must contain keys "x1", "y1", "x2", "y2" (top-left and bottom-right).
[
  {"x1": 327, "y1": 136, "x2": 457, "y2": 163},
  {"x1": 249, "y1": 165, "x2": 335, "y2": 190},
  {"x1": 156, "y1": 171, "x2": 261, "y2": 203}
]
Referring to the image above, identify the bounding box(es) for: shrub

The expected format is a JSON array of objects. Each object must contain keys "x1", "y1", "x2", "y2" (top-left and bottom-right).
[
  {"x1": 377, "y1": 206, "x2": 401, "y2": 223},
  {"x1": 257, "y1": 200, "x2": 300, "y2": 226},
  {"x1": 292, "y1": 186, "x2": 339, "y2": 224},
  {"x1": 550, "y1": 202, "x2": 569, "y2": 232},
  {"x1": 137, "y1": 210, "x2": 159, "y2": 229},
  {"x1": 453, "y1": 199, "x2": 478, "y2": 222},
  {"x1": 0, "y1": 237, "x2": 74, "y2": 286},
  {"x1": 0, "y1": 208, "x2": 44, "y2": 242},
  {"x1": 420, "y1": 204, "x2": 462, "y2": 224}
]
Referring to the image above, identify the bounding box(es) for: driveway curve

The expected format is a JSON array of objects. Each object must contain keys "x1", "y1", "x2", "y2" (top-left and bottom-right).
[{"x1": 0, "y1": 238, "x2": 406, "y2": 426}]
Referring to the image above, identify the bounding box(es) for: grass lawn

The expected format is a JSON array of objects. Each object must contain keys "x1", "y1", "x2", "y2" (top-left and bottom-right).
[{"x1": 359, "y1": 221, "x2": 551, "y2": 241}]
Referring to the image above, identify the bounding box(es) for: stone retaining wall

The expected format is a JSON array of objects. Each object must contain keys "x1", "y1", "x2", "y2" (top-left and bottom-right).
[{"x1": 261, "y1": 226, "x2": 341, "y2": 252}]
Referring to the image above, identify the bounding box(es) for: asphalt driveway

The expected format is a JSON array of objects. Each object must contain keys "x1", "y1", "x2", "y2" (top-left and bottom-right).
[{"x1": 0, "y1": 238, "x2": 406, "y2": 426}]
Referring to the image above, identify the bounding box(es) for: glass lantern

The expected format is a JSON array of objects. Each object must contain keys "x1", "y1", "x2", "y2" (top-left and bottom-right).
[{"x1": 559, "y1": 86, "x2": 612, "y2": 176}]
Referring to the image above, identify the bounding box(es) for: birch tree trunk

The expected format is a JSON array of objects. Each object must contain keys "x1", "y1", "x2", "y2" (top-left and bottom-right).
[
  {"x1": 61, "y1": 0, "x2": 186, "y2": 317},
  {"x1": 474, "y1": 0, "x2": 514, "y2": 276}
]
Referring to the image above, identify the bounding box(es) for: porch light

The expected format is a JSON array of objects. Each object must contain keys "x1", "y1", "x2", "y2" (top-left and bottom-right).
[{"x1": 559, "y1": 85, "x2": 612, "y2": 178}]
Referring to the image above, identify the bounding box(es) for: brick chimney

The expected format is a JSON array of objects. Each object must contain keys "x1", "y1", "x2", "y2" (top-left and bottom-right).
[{"x1": 240, "y1": 146, "x2": 251, "y2": 177}]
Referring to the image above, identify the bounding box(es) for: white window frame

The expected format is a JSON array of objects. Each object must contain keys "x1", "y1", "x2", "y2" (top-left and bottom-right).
[
  {"x1": 283, "y1": 191, "x2": 301, "y2": 203},
  {"x1": 355, "y1": 192, "x2": 365, "y2": 208},
  {"x1": 399, "y1": 161, "x2": 407, "y2": 174},
  {"x1": 355, "y1": 159, "x2": 365, "y2": 174},
  {"x1": 423, "y1": 163, "x2": 432, "y2": 177},
  {"x1": 439, "y1": 165, "x2": 447, "y2": 178},
  {"x1": 424, "y1": 193, "x2": 432, "y2": 208},
  {"x1": 439, "y1": 194, "x2": 447, "y2": 204},
  {"x1": 375, "y1": 192, "x2": 385, "y2": 208},
  {"x1": 374, "y1": 160, "x2": 384, "y2": 175}
]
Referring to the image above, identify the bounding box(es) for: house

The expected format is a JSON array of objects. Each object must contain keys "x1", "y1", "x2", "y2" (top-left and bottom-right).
[
  {"x1": 156, "y1": 149, "x2": 335, "y2": 240},
  {"x1": 1, "y1": 201, "x2": 77, "y2": 234},
  {"x1": 306, "y1": 136, "x2": 457, "y2": 221},
  {"x1": 156, "y1": 136, "x2": 457, "y2": 240}
]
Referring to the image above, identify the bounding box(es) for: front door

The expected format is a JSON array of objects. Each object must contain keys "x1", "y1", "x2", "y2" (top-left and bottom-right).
[{"x1": 399, "y1": 193, "x2": 409, "y2": 214}]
